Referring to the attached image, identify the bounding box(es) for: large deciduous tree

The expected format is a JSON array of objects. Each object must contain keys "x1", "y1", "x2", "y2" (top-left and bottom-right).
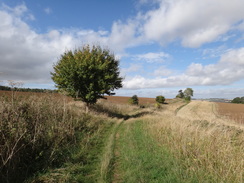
[
  {"x1": 183, "y1": 88, "x2": 194, "y2": 101},
  {"x1": 51, "y1": 45, "x2": 123, "y2": 110},
  {"x1": 176, "y1": 88, "x2": 194, "y2": 101},
  {"x1": 176, "y1": 90, "x2": 184, "y2": 98}
]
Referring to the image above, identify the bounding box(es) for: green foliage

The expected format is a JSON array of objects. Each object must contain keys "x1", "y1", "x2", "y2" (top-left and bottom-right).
[
  {"x1": 176, "y1": 88, "x2": 194, "y2": 101},
  {"x1": 176, "y1": 90, "x2": 184, "y2": 98},
  {"x1": 184, "y1": 88, "x2": 193, "y2": 99},
  {"x1": 0, "y1": 85, "x2": 57, "y2": 93},
  {"x1": 184, "y1": 96, "x2": 191, "y2": 102},
  {"x1": 155, "y1": 95, "x2": 165, "y2": 104},
  {"x1": 51, "y1": 45, "x2": 123, "y2": 105},
  {"x1": 0, "y1": 85, "x2": 11, "y2": 91},
  {"x1": 128, "y1": 95, "x2": 139, "y2": 105},
  {"x1": 231, "y1": 96, "x2": 244, "y2": 104},
  {"x1": 155, "y1": 102, "x2": 162, "y2": 109}
]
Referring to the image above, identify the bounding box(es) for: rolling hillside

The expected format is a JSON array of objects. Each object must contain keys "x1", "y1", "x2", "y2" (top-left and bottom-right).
[{"x1": 0, "y1": 92, "x2": 243, "y2": 182}]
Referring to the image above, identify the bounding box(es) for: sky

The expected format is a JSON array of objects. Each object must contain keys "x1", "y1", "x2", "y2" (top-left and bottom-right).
[{"x1": 0, "y1": 0, "x2": 244, "y2": 99}]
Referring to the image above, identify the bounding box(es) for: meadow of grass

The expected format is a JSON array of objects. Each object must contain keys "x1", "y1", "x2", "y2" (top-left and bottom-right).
[
  {"x1": 145, "y1": 100, "x2": 244, "y2": 182},
  {"x1": 107, "y1": 99, "x2": 243, "y2": 182},
  {"x1": 1, "y1": 91, "x2": 243, "y2": 183},
  {"x1": 0, "y1": 91, "x2": 117, "y2": 183},
  {"x1": 113, "y1": 120, "x2": 191, "y2": 182}
]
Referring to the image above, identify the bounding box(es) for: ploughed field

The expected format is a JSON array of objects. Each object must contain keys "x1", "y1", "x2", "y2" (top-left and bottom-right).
[
  {"x1": 217, "y1": 102, "x2": 244, "y2": 124},
  {"x1": 105, "y1": 95, "x2": 171, "y2": 105}
]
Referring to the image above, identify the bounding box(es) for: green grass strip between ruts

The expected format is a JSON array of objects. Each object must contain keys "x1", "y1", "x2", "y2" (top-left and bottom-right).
[{"x1": 114, "y1": 120, "x2": 195, "y2": 183}]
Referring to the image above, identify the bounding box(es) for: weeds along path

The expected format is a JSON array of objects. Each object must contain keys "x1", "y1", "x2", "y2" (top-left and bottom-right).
[{"x1": 108, "y1": 100, "x2": 243, "y2": 183}]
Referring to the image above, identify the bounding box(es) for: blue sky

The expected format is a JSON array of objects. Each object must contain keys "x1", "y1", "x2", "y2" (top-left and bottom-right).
[{"x1": 0, "y1": 0, "x2": 244, "y2": 99}]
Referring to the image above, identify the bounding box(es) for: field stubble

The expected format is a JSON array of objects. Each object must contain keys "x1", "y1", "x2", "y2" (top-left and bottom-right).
[{"x1": 217, "y1": 102, "x2": 244, "y2": 125}]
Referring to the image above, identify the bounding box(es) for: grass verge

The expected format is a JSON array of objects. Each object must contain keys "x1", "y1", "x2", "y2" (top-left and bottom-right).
[
  {"x1": 114, "y1": 120, "x2": 190, "y2": 183},
  {"x1": 27, "y1": 116, "x2": 116, "y2": 183},
  {"x1": 145, "y1": 111, "x2": 244, "y2": 182}
]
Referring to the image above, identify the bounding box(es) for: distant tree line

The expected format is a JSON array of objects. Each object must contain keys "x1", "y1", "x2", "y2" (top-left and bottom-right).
[
  {"x1": 231, "y1": 96, "x2": 244, "y2": 104},
  {"x1": 0, "y1": 85, "x2": 57, "y2": 93}
]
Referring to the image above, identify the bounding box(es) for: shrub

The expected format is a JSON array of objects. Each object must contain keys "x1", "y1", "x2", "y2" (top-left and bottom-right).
[
  {"x1": 155, "y1": 95, "x2": 165, "y2": 104},
  {"x1": 128, "y1": 95, "x2": 139, "y2": 105}
]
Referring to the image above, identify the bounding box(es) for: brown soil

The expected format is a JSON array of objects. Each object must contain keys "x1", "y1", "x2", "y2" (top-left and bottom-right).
[
  {"x1": 216, "y1": 102, "x2": 244, "y2": 124},
  {"x1": 104, "y1": 96, "x2": 170, "y2": 105}
]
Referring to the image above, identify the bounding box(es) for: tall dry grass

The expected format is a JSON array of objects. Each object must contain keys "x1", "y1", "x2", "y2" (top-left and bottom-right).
[
  {"x1": 90, "y1": 99, "x2": 141, "y2": 119},
  {"x1": 144, "y1": 100, "x2": 244, "y2": 182},
  {"x1": 0, "y1": 92, "x2": 88, "y2": 182}
]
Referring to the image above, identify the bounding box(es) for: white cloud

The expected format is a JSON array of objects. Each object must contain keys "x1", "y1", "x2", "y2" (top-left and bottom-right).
[
  {"x1": 0, "y1": 4, "x2": 141, "y2": 84},
  {"x1": 108, "y1": 19, "x2": 143, "y2": 52},
  {"x1": 238, "y1": 21, "x2": 244, "y2": 31},
  {"x1": 133, "y1": 52, "x2": 170, "y2": 63},
  {"x1": 121, "y1": 64, "x2": 142, "y2": 77},
  {"x1": 123, "y1": 47, "x2": 244, "y2": 89},
  {"x1": 153, "y1": 66, "x2": 172, "y2": 76},
  {"x1": 1, "y1": 2, "x2": 244, "y2": 91},
  {"x1": 44, "y1": 7, "x2": 52, "y2": 15},
  {"x1": 201, "y1": 45, "x2": 230, "y2": 59},
  {"x1": 219, "y1": 47, "x2": 244, "y2": 65},
  {"x1": 0, "y1": 4, "x2": 78, "y2": 83},
  {"x1": 142, "y1": 0, "x2": 244, "y2": 47},
  {"x1": 2, "y1": 3, "x2": 27, "y2": 16}
]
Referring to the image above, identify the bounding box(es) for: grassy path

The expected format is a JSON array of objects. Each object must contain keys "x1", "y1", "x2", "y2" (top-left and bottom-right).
[
  {"x1": 106, "y1": 101, "x2": 244, "y2": 182},
  {"x1": 111, "y1": 119, "x2": 186, "y2": 183}
]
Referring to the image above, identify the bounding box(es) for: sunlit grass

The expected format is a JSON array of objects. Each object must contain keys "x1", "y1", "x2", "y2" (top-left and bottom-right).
[{"x1": 144, "y1": 100, "x2": 244, "y2": 182}]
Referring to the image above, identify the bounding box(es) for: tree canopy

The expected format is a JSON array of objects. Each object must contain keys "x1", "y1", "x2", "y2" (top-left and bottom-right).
[
  {"x1": 51, "y1": 45, "x2": 123, "y2": 106},
  {"x1": 176, "y1": 88, "x2": 194, "y2": 101},
  {"x1": 184, "y1": 88, "x2": 194, "y2": 99},
  {"x1": 232, "y1": 97, "x2": 244, "y2": 104},
  {"x1": 176, "y1": 90, "x2": 184, "y2": 98}
]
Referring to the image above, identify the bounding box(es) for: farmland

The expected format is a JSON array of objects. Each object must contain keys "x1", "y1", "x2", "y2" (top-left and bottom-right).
[
  {"x1": 0, "y1": 91, "x2": 243, "y2": 182},
  {"x1": 217, "y1": 102, "x2": 244, "y2": 124}
]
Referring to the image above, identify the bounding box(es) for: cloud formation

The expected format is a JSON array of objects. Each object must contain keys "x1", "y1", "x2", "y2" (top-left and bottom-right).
[
  {"x1": 0, "y1": 1, "x2": 244, "y2": 91},
  {"x1": 0, "y1": 4, "x2": 140, "y2": 84},
  {"x1": 133, "y1": 52, "x2": 170, "y2": 63},
  {"x1": 123, "y1": 48, "x2": 244, "y2": 89},
  {"x1": 0, "y1": 5, "x2": 77, "y2": 83},
  {"x1": 44, "y1": 7, "x2": 52, "y2": 15},
  {"x1": 142, "y1": 0, "x2": 244, "y2": 47}
]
